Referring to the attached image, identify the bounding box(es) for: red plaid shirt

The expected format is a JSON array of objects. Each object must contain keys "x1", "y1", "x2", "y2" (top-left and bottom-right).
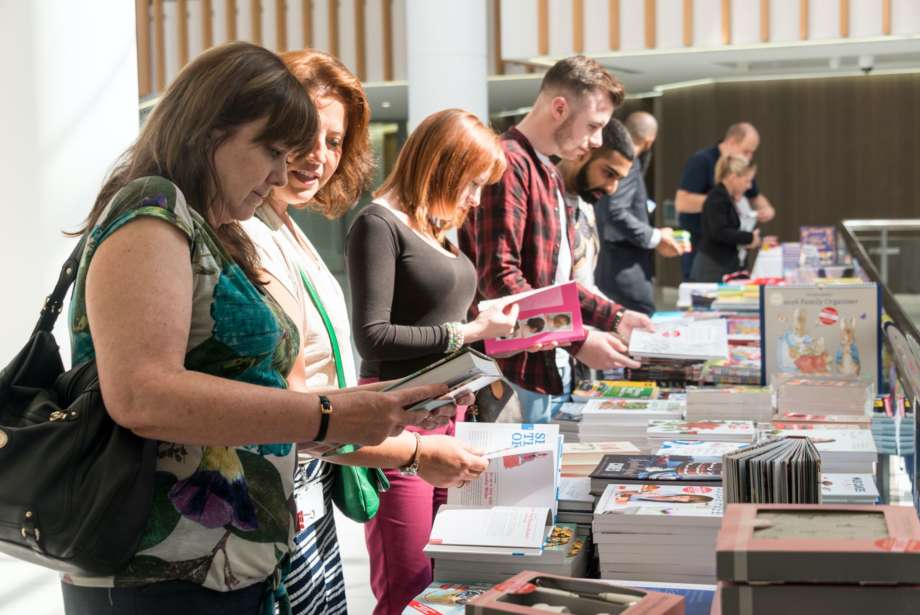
[{"x1": 459, "y1": 127, "x2": 623, "y2": 395}]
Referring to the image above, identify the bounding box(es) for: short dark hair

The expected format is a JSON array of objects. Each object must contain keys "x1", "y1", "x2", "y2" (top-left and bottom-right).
[
  {"x1": 540, "y1": 55, "x2": 625, "y2": 107},
  {"x1": 597, "y1": 118, "x2": 635, "y2": 161}
]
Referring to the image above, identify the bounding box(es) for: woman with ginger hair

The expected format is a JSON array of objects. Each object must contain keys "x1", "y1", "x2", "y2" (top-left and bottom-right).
[
  {"x1": 346, "y1": 109, "x2": 518, "y2": 613},
  {"x1": 242, "y1": 51, "x2": 489, "y2": 614}
]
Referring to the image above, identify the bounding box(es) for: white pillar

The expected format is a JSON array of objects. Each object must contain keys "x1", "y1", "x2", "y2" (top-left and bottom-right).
[
  {"x1": 405, "y1": 0, "x2": 489, "y2": 130},
  {"x1": 0, "y1": 1, "x2": 139, "y2": 363}
]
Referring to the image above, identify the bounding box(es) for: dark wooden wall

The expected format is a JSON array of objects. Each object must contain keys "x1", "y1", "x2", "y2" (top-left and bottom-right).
[{"x1": 650, "y1": 72, "x2": 920, "y2": 286}]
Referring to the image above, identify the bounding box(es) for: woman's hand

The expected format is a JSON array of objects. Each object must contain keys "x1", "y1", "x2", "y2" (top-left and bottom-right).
[
  {"x1": 416, "y1": 435, "x2": 489, "y2": 488},
  {"x1": 323, "y1": 383, "x2": 451, "y2": 446},
  {"x1": 461, "y1": 302, "x2": 520, "y2": 344}
]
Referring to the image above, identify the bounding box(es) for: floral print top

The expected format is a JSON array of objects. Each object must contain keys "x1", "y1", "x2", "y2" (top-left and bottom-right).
[{"x1": 66, "y1": 177, "x2": 299, "y2": 592}]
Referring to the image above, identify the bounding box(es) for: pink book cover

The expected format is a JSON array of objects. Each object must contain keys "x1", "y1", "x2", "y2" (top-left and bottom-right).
[{"x1": 480, "y1": 282, "x2": 584, "y2": 355}]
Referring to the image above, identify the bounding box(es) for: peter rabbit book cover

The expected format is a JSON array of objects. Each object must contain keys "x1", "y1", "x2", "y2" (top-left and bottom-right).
[{"x1": 759, "y1": 283, "x2": 880, "y2": 390}]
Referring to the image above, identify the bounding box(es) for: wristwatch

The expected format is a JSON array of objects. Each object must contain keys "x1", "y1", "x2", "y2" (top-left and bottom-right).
[
  {"x1": 399, "y1": 432, "x2": 422, "y2": 477},
  {"x1": 314, "y1": 395, "x2": 333, "y2": 442},
  {"x1": 612, "y1": 307, "x2": 627, "y2": 334}
]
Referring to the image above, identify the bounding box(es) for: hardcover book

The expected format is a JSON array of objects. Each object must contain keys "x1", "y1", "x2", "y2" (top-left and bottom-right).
[{"x1": 478, "y1": 282, "x2": 584, "y2": 355}]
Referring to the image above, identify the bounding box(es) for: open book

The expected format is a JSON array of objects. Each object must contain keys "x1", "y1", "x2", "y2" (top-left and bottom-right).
[
  {"x1": 382, "y1": 347, "x2": 502, "y2": 412},
  {"x1": 478, "y1": 281, "x2": 584, "y2": 355}
]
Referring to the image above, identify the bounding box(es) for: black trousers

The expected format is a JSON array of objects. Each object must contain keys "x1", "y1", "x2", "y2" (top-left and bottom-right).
[{"x1": 62, "y1": 580, "x2": 265, "y2": 615}]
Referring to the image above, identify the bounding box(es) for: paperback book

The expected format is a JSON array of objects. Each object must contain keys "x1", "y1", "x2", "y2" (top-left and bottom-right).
[
  {"x1": 402, "y1": 582, "x2": 494, "y2": 615},
  {"x1": 628, "y1": 319, "x2": 729, "y2": 362},
  {"x1": 383, "y1": 347, "x2": 502, "y2": 412},
  {"x1": 589, "y1": 454, "x2": 722, "y2": 495},
  {"x1": 571, "y1": 380, "x2": 658, "y2": 402}
]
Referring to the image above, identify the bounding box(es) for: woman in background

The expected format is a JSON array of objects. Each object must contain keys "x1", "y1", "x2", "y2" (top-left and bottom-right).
[
  {"x1": 242, "y1": 52, "x2": 488, "y2": 615},
  {"x1": 690, "y1": 154, "x2": 761, "y2": 283},
  {"x1": 346, "y1": 109, "x2": 516, "y2": 613}
]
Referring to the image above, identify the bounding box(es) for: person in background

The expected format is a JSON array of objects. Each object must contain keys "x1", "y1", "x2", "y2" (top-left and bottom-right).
[
  {"x1": 460, "y1": 56, "x2": 654, "y2": 425},
  {"x1": 676, "y1": 122, "x2": 775, "y2": 280},
  {"x1": 690, "y1": 154, "x2": 762, "y2": 283},
  {"x1": 62, "y1": 41, "x2": 451, "y2": 615},
  {"x1": 346, "y1": 109, "x2": 516, "y2": 615},
  {"x1": 594, "y1": 111, "x2": 682, "y2": 315},
  {"x1": 557, "y1": 117, "x2": 635, "y2": 296},
  {"x1": 241, "y1": 50, "x2": 488, "y2": 615}
]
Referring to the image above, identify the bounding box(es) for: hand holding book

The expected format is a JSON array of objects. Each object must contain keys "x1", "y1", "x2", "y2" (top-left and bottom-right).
[{"x1": 415, "y1": 434, "x2": 488, "y2": 488}]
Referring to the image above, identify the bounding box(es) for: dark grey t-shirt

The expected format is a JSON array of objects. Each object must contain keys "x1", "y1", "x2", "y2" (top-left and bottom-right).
[{"x1": 346, "y1": 202, "x2": 477, "y2": 380}]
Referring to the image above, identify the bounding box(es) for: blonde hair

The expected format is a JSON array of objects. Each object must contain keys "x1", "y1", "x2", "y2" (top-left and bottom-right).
[
  {"x1": 374, "y1": 109, "x2": 506, "y2": 239},
  {"x1": 714, "y1": 154, "x2": 756, "y2": 184}
]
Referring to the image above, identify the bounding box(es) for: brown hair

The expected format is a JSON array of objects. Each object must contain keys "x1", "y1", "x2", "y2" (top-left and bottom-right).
[
  {"x1": 78, "y1": 41, "x2": 317, "y2": 282},
  {"x1": 373, "y1": 109, "x2": 506, "y2": 239},
  {"x1": 280, "y1": 49, "x2": 375, "y2": 219},
  {"x1": 540, "y1": 55, "x2": 625, "y2": 107},
  {"x1": 715, "y1": 154, "x2": 756, "y2": 184}
]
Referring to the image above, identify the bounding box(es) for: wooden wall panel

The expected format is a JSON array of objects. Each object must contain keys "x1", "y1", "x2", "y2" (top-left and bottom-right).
[{"x1": 653, "y1": 73, "x2": 920, "y2": 286}]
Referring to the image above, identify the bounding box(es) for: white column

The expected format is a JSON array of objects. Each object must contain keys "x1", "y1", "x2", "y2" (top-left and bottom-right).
[
  {"x1": 0, "y1": 1, "x2": 139, "y2": 363},
  {"x1": 405, "y1": 0, "x2": 489, "y2": 130}
]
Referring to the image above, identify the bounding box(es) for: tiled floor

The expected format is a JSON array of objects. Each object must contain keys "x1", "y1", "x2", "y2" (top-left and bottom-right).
[{"x1": 0, "y1": 509, "x2": 376, "y2": 614}]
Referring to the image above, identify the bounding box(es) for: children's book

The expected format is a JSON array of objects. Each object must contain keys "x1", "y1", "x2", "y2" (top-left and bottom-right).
[
  {"x1": 478, "y1": 281, "x2": 584, "y2": 355},
  {"x1": 799, "y1": 226, "x2": 837, "y2": 266}
]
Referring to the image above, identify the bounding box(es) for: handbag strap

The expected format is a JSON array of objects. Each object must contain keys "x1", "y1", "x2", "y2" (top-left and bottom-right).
[
  {"x1": 299, "y1": 270, "x2": 346, "y2": 390},
  {"x1": 34, "y1": 235, "x2": 88, "y2": 335}
]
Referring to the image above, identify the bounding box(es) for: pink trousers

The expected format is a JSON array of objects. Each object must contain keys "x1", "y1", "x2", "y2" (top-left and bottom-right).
[{"x1": 361, "y1": 377, "x2": 462, "y2": 615}]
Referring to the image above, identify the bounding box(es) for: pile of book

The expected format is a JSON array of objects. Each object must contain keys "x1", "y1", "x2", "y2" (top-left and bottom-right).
[
  {"x1": 431, "y1": 522, "x2": 590, "y2": 585},
  {"x1": 646, "y1": 420, "x2": 756, "y2": 452},
  {"x1": 594, "y1": 483, "x2": 723, "y2": 584},
  {"x1": 557, "y1": 476, "x2": 595, "y2": 528},
  {"x1": 561, "y1": 441, "x2": 640, "y2": 477},
  {"x1": 820, "y1": 473, "x2": 879, "y2": 504},
  {"x1": 552, "y1": 402, "x2": 583, "y2": 442},
  {"x1": 700, "y1": 346, "x2": 761, "y2": 385},
  {"x1": 626, "y1": 360, "x2": 705, "y2": 385},
  {"x1": 579, "y1": 399, "x2": 684, "y2": 449},
  {"x1": 715, "y1": 503, "x2": 920, "y2": 614},
  {"x1": 722, "y1": 437, "x2": 821, "y2": 504},
  {"x1": 774, "y1": 376, "x2": 873, "y2": 416},
  {"x1": 685, "y1": 386, "x2": 773, "y2": 422},
  {"x1": 771, "y1": 412, "x2": 871, "y2": 430},
  {"x1": 765, "y1": 427, "x2": 877, "y2": 474},
  {"x1": 589, "y1": 453, "x2": 723, "y2": 497}
]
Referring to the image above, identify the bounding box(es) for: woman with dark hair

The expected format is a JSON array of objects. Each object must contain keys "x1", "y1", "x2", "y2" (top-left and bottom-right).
[
  {"x1": 242, "y1": 50, "x2": 487, "y2": 615},
  {"x1": 64, "y1": 42, "x2": 451, "y2": 614},
  {"x1": 347, "y1": 109, "x2": 517, "y2": 614}
]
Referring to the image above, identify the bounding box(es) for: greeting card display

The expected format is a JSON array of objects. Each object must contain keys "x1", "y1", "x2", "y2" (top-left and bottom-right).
[{"x1": 760, "y1": 283, "x2": 880, "y2": 390}]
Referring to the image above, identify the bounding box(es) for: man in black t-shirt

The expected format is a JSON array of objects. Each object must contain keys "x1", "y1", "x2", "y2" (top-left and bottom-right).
[{"x1": 675, "y1": 122, "x2": 776, "y2": 280}]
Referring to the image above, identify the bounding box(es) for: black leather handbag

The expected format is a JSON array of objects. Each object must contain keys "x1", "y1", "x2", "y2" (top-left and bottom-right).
[{"x1": 0, "y1": 238, "x2": 157, "y2": 575}]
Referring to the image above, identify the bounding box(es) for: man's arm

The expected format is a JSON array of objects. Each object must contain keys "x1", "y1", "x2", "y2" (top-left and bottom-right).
[
  {"x1": 675, "y1": 189, "x2": 707, "y2": 214},
  {"x1": 604, "y1": 167, "x2": 656, "y2": 249},
  {"x1": 751, "y1": 193, "x2": 775, "y2": 223}
]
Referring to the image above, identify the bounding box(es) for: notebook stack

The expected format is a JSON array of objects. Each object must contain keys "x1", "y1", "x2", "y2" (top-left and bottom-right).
[
  {"x1": 765, "y1": 427, "x2": 877, "y2": 474},
  {"x1": 594, "y1": 483, "x2": 723, "y2": 584},
  {"x1": 820, "y1": 473, "x2": 880, "y2": 504},
  {"x1": 557, "y1": 476, "x2": 595, "y2": 528},
  {"x1": 432, "y1": 523, "x2": 590, "y2": 585},
  {"x1": 589, "y1": 453, "x2": 723, "y2": 497},
  {"x1": 722, "y1": 437, "x2": 821, "y2": 504},
  {"x1": 774, "y1": 376, "x2": 874, "y2": 416},
  {"x1": 715, "y1": 504, "x2": 920, "y2": 615},
  {"x1": 685, "y1": 387, "x2": 773, "y2": 422},
  {"x1": 646, "y1": 420, "x2": 756, "y2": 452},
  {"x1": 561, "y1": 441, "x2": 641, "y2": 477},
  {"x1": 580, "y1": 399, "x2": 685, "y2": 450}
]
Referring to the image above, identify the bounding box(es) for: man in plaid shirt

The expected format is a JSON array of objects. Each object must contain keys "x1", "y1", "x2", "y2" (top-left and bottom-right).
[{"x1": 460, "y1": 56, "x2": 653, "y2": 423}]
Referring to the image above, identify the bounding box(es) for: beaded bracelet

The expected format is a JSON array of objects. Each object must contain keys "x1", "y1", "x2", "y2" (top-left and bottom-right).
[{"x1": 445, "y1": 322, "x2": 464, "y2": 354}]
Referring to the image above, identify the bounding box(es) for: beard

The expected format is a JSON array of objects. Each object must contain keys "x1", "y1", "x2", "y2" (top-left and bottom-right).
[{"x1": 574, "y1": 163, "x2": 605, "y2": 204}]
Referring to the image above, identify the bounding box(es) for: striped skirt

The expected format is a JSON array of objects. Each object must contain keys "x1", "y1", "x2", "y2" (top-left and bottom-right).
[{"x1": 287, "y1": 459, "x2": 348, "y2": 615}]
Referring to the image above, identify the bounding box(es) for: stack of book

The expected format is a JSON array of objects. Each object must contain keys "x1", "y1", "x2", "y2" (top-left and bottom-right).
[
  {"x1": 557, "y1": 476, "x2": 595, "y2": 528},
  {"x1": 594, "y1": 483, "x2": 723, "y2": 584},
  {"x1": 552, "y1": 402, "x2": 583, "y2": 442},
  {"x1": 580, "y1": 399, "x2": 685, "y2": 450},
  {"x1": 772, "y1": 412, "x2": 871, "y2": 430},
  {"x1": 722, "y1": 437, "x2": 821, "y2": 504},
  {"x1": 626, "y1": 360, "x2": 705, "y2": 385},
  {"x1": 646, "y1": 420, "x2": 756, "y2": 452},
  {"x1": 821, "y1": 473, "x2": 880, "y2": 504},
  {"x1": 700, "y1": 345, "x2": 761, "y2": 385},
  {"x1": 571, "y1": 379, "x2": 658, "y2": 403},
  {"x1": 431, "y1": 523, "x2": 590, "y2": 585},
  {"x1": 774, "y1": 376, "x2": 874, "y2": 416},
  {"x1": 403, "y1": 582, "x2": 494, "y2": 615},
  {"x1": 561, "y1": 441, "x2": 641, "y2": 477},
  {"x1": 715, "y1": 503, "x2": 920, "y2": 614},
  {"x1": 589, "y1": 453, "x2": 723, "y2": 497},
  {"x1": 765, "y1": 427, "x2": 878, "y2": 474},
  {"x1": 685, "y1": 386, "x2": 773, "y2": 422},
  {"x1": 655, "y1": 440, "x2": 749, "y2": 458}
]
